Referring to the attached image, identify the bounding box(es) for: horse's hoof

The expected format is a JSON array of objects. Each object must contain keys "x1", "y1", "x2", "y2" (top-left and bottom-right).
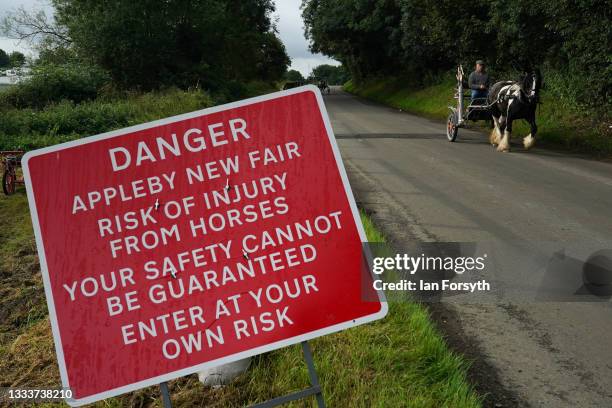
[
  {"x1": 523, "y1": 134, "x2": 535, "y2": 150},
  {"x1": 496, "y1": 145, "x2": 510, "y2": 153}
]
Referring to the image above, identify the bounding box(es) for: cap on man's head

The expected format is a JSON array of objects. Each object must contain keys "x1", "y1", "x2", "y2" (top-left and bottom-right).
[{"x1": 476, "y1": 60, "x2": 485, "y2": 65}]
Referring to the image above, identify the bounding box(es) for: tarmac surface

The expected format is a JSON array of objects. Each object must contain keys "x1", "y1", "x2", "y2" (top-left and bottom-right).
[{"x1": 325, "y1": 87, "x2": 612, "y2": 407}]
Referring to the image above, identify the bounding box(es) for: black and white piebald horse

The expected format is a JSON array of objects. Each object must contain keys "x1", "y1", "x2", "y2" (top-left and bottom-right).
[{"x1": 488, "y1": 69, "x2": 542, "y2": 152}]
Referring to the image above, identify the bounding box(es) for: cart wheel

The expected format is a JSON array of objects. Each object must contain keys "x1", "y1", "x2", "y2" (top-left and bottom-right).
[
  {"x1": 446, "y1": 112, "x2": 458, "y2": 142},
  {"x1": 2, "y1": 170, "x2": 16, "y2": 195}
]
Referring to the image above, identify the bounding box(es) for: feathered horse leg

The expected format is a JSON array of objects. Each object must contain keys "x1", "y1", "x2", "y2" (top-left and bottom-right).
[
  {"x1": 490, "y1": 115, "x2": 502, "y2": 146},
  {"x1": 497, "y1": 117, "x2": 511, "y2": 152},
  {"x1": 523, "y1": 113, "x2": 537, "y2": 150}
]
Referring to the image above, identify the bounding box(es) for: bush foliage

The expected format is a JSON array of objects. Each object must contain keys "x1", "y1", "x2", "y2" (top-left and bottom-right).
[
  {"x1": 0, "y1": 63, "x2": 109, "y2": 109},
  {"x1": 0, "y1": 88, "x2": 213, "y2": 151}
]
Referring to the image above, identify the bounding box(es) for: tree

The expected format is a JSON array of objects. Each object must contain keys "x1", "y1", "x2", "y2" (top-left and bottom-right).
[
  {"x1": 0, "y1": 6, "x2": 71, "y2": 49},
  {"x1": 9, "y1": 51, "x2": 26, "y2": 67},
  {"x1": 36, "y1": 46, "x2": 78, "y2": 66},
  {"x1": 397, "y1": 0, "x2": 493, "y2": 72},
  {"x1": 488, "y1": 0, "x2": 611, "y2": 108},
  {"x1": 286, "y1": 69, "x2": 305, "y2": 82},
  {"x1": 302, "y1": 0, "x2": 611, "y2": 110},
  {"x1": 52, "y1": 0, "x2": 290, "y2": 90},
  {"x1": 310, "y1": 64, "x2": 349, "y2": 85},
  {"x1": 0, "y1": 49, "x2": 9, "y2": 67},
  {"x1": 256, "y1": 32, "x2": 291, "y2": 82},
  {"x1": 302, "y1": 0, "x2": 402, "y2": 80}
]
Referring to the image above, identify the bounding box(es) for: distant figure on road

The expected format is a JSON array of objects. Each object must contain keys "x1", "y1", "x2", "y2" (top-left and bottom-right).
[
  {"x1": 318, "y1": 79, "x2": 330, "y2": 94},
  {"x1": 468, "y1": 60, "x2": 490, "y2": 103}
]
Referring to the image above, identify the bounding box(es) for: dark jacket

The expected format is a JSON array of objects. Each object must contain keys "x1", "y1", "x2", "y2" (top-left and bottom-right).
[{"x1": 468, "y1": 71, "x2": 490, "y2": 90}]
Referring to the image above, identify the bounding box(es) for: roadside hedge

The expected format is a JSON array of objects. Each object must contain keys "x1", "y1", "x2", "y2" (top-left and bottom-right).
[
  {"x1": 0, "y1": 63, "x2": 109, "y2": 109},
  {"x1": 0, "y1": 89, "x2": 213, "y2": 151}
]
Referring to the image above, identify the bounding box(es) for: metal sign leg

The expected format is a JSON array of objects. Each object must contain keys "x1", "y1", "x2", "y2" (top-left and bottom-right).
[
  {"x1": 158, "y1": 341, "x2": 325, "y2": 408},
  {"x1": 160, "y1": 382, "x2": 172, "y2": 408},
  {"x1": 301, "y1": 341, "x2": 325, "y2": 408},
  {"x1": 249, "y1": 340, "x2": 326, "y2": 408}
]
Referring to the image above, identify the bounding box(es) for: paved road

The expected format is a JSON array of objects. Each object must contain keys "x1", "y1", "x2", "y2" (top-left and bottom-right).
[{"x1": 324, "y1": 88, "x2": 612, "y2": 407}]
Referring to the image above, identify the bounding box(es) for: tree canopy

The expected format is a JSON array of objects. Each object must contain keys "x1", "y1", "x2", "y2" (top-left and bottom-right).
[
  {"x1": 286, "y1": 69, "x2": 305, "y2": 82},
  {"x1": 48, "y1": 0, "x2": 289, "y2": 90},
  {"x1": 309, "y1": 64, "x2": 349, "y2": 85},
  {"x1": 0, "y1": 49, "x2": 9, "y2": 68},
  {"x1": 0, "y1": 50, "x2": 26, "y2": 68},
  {"x1": 9, "y1": 51, "x2": 26, "y2": 68},
  {"x1": 302, "y1": 0, "x2": 611, "y2": 109}
]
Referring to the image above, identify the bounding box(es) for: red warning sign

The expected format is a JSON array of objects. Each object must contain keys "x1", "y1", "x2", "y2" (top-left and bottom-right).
[{"x1": 23, "y1": 86, "x2": 386, "y2": 405}]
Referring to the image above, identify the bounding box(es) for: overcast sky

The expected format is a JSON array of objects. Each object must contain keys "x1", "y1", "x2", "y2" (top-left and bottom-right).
[
  {"x1": 273, "y1": 0, "x2": 339, "y2": 75},
  {"x1": 0, "y1": 0, "x2": 338, "y2": 76},
  {"x1": 0, "y1": 0, "x2": 48, "y2": 58}
]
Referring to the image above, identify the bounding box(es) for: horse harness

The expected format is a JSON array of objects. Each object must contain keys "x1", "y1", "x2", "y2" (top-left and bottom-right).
[{"x1": 486, "y1": 82, "x2": 539, "y2": 109}]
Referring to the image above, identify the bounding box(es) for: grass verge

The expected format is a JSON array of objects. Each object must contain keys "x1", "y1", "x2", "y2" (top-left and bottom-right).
[
  {"x1": 0, "y1": 191, "x2": 480, "y2": 407},
  {"x1": 344, "y1": 77, "x2": 612, "y2": 156}
]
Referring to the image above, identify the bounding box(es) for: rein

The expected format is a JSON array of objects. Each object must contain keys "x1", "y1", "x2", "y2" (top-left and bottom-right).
[{"x1": 482, "y1": 93, "x2": 517, "y2": 109}]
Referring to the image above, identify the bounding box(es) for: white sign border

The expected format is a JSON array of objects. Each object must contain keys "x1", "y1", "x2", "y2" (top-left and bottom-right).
[{"x1": 22, "y1": 85, "x2": 388, "y2": 406}]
